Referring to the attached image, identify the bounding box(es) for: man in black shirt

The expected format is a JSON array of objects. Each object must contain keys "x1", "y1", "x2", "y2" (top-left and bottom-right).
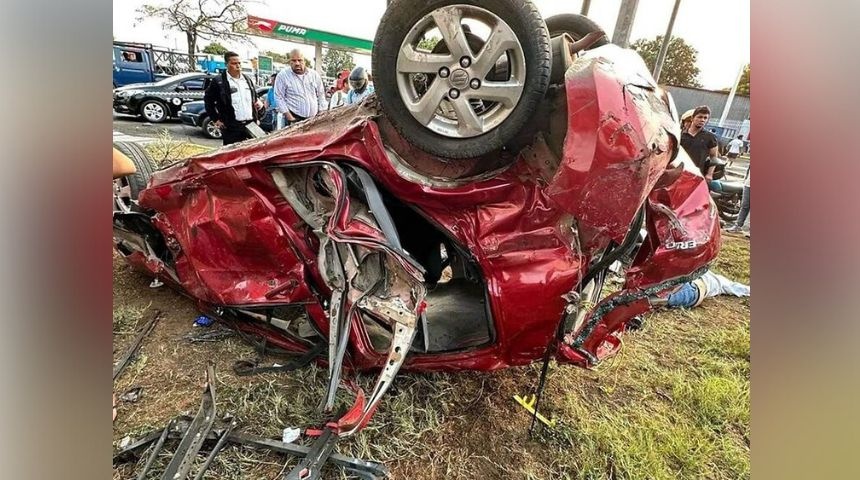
[{"x1": 680, "y1": 105, "x2": 719, "y2": 181}]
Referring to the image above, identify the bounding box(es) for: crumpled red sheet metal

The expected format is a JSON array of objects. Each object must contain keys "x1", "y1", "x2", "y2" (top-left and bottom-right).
[{"x1": 131, "y1": 44, "x2": 719, "y2": 373}]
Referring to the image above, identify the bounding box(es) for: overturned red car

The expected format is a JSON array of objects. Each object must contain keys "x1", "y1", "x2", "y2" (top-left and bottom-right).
[{"x1": 113, "y1": 2, "x2": 719, "y2": 437}]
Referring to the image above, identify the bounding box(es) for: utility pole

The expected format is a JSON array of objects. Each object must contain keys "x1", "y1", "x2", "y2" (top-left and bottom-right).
[
  {"x1": 581, "y1": 0, "x2": 592, "y2": 15},
  {"x1": 719, "y1": 64, "x2": 745, "y2": 127},
  {"x1": 652, "y1": 0, "x2": 682, "y2": 83},
  {"x1": 612, "y1": 0, "x2": 639, "y2": 48}
]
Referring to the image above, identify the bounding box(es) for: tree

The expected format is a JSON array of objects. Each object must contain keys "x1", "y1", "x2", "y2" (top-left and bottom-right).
[
  {"x1": 202, "y1": 42, "x2": 228, "y2": 55},
  {"x1": 631, "y1": 35, "x2": 702, "y2": 87},
  {"x1": 718, "y1": 65, "x2": 750, "y2": 96},
  {"x1": 322, "y1": 49, "x2": 355, "y2": 79},
  {"x1": 737, "y1": 64, "x2": 750, "y2": 96},
  {"x1": 137, "y1": 0, "x2": 252, "y2": 63},
  {"x1": 264, "y1": 51, "x2": 289, "y2": 64}
]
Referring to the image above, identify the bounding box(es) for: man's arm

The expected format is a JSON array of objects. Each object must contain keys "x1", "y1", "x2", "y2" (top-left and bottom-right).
[
  {"x1": 204, "y1": 80, "x2": 221, "y2": 124},
  {"x1": 112, "y1": 148, "x2": 136, "y2": 179},
  {"x1": 705, "y1": 144, "x2": 719, "y2": 180},
  {"x1": 316, "y1": 73, "x2": 327, "y2": 111},
  {"x1": 273, "y1": 72, "x2": 295, "y2": 121}
]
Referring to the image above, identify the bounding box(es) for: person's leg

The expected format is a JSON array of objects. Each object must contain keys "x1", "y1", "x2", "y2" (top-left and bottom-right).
[
  {"x1": 222, "y1": 123, "x2": 250, "y2": 145},
  {"x1": 735, "y1": 185, "x2": 751, "y2": 229}
]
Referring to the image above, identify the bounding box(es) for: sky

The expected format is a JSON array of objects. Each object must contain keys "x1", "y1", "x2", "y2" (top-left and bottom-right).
[{"x1": 113, "y1": 0, "x2": 750, "y2": 90}]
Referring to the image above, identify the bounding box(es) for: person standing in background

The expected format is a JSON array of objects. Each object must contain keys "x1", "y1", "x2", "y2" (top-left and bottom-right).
[
  {"x1": 725, "y1": 134, "x2": 745, "y2": 166},
  {"x1": 328, "y1": 70, "x2": 351, "y2": 110},
  {"x1": 726, "y1": 166, "x2": 750, "y2": 235},
  {"x1": 680, "y1": 105, "x2": 719, "y2": 182},
  {"x1": 273, "y1": 49, "x2": 327, "y2": 128},
  {"x1": 204, "y1": 51, "x2": 259, "y2": 145}
]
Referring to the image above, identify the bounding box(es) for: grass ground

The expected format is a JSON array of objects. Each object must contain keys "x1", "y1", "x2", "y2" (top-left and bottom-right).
[{"x1": 113, "y1": 144, "x2": 750, "y2": 479}]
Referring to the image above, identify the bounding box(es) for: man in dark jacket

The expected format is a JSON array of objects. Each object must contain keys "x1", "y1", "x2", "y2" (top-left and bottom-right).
[{"x1": 204, "y1": 51, "x2": 259, "y2": 145}]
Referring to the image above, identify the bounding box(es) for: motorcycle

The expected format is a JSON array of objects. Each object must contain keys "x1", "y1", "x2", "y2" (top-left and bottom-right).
[{"x1": 708, "y1": 158, "x2": 744, "y2": 223}]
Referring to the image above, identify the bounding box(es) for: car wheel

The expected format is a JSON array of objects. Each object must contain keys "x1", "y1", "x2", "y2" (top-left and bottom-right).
[
  {"x1": 113, "y1": 141, "x2": 156, "y2": 212},
  {"x1": 140, "y1": 100, "x2": 168, "y2": 123},
  {"x1": 718, "y1": 210, "x2": 739, "y2": 223},
  {"x1": 201, "y1": 116, "x2": 222, "y2": 139},
  {"x1": 373, "y1": 0, "x2": 551, "y2": 159},
  {"x1": 545, "y1": 14, "x2": 610, "y2": 46}
]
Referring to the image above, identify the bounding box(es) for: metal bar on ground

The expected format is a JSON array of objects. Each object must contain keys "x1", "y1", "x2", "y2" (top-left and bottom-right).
[
  {"x1": 135, "y1": 419, "x2": 176, "y2": 480},
  {"x1": 229, "y1": 433, "x2": 389, "y2": 478},
  {"x1": 283, "y1": 428, "x2": 339, "y2": 480},
  {"x1": 161, "y1": 363, "x2": 218, "y2": 480},
  {"x1": 192, "y1": 420, "x2": 237, "y2": 480},
  {"x1": 113, "y1": 310, "x2": 162, "y2": 381}
]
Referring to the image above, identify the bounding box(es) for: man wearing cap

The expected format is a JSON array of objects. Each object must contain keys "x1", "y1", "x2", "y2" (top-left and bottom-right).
[{"x1": 680, "y1": 105, "x2": 719, "y2": 181}]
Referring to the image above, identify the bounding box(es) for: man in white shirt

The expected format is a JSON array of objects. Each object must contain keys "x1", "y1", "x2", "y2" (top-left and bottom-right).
[
  {"x1": 273, "y1": 49, "x2": 327, "y2": 128},
  {"x1": 725, "y1": 134, "x2": 745, "y2": 166},
  {"x1": 204, "y1": 51, "x2": 260, "y2": 145}
]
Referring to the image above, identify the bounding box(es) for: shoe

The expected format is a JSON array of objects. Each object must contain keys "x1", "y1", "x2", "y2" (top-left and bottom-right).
[{"x1": 725, "y1": 226, "x2": 741, "y2": 233}]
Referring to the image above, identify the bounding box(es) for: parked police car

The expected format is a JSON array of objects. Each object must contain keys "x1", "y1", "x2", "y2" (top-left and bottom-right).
[{"x1": 113, "y1": 72, "x2": 215, "y2": 123}]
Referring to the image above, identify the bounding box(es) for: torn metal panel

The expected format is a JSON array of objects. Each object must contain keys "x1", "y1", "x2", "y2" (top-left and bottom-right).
[
  {"x1": 625, "y1": 152, "x2": 720, "y2": 290},
  {"x1": 546, "y1": 44, "x2": 679, "y2": 243},
  {"x1": 274, "y1": 162, "x2": 426, "y2": 432}
]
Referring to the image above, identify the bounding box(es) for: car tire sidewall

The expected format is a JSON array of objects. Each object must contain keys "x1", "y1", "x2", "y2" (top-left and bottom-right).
[
  {"x1": 545, "y1": 13, "x2": 610, "y2": 46},
  {"x1": 113, "y1": 141, "x2": 157, "y2": 211},
  {"x1": 140, "y1": 100, "x2": 168, "y2": 123},
  {"x1": 202, "y1": 116, "x2": 222, "y2": 139},
  {"x1": 373, "y1": 0, "x2": 551, "y2": 160}
]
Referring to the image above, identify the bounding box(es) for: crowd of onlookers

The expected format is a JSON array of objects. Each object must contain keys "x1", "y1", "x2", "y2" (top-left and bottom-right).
[{"x1": 202, "y1": 49, "x2": 376, "y2": 145}]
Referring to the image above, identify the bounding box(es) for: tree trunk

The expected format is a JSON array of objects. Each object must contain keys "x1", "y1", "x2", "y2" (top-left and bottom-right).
[{"x1": 187, "y1": 31, "x2": 197, "y2": 68}]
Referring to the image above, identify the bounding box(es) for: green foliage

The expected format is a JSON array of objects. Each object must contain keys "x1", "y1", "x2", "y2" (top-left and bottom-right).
[
  {"x1": 737, "y1": 64, "x2": 750, "y2": 96},
  {"x1": 202, "y1": 41, "x2": 228, "y2": 55},
  {"x1": 418, "y1": 36, "x2": 441, "y2": 52},
  {"x1": 631, "y1": 35, "x2": 702, "y2": 87},
  {"x1": 264, "y1": 50, "x2": 289, "y2": 65},
  {"x1": 322, "y1": 49, "x2": 356, "y2": 78}
]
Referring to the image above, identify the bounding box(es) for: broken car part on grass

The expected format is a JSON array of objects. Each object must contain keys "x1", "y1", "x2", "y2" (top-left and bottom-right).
[
  {"x1": 113, "y1": 4, "x2": 719, "y2": 444},
  {"x1": 113, "y1": 363, "x2": 388, "y2": 480},
  {"x1": 113, "y1": 310, "x2": 162, "y2": 381}
]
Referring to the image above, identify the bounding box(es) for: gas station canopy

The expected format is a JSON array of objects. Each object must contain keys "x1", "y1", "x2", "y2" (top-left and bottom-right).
[{"x1": 245, "y1": 15, "x2": 374, "y2": 55}]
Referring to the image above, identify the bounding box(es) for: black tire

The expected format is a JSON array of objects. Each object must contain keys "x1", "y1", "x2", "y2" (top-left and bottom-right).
[
  {"x1": 139, "y1": 99, "x2": 169, "y2": 123},
  {"x1": 545, "y1": 13, "x2": 610, "y2": 47},
  {"x1": 719, "y1": 210, "x2": 739, "y2": 223},
  {"x1": 201, "y1": 116, "x2": 222, "y2": 139},
  {"x1": 113, "y1": 141, "x2": 156, "y2": 211},
  {"x1": 373, "y1": 0, "x2": 551, "y2": 159}
]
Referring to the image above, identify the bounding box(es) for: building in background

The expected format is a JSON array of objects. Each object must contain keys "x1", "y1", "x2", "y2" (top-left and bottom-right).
[{"x1": 667, "y1": 85, "x2": 750, "y2": 143}]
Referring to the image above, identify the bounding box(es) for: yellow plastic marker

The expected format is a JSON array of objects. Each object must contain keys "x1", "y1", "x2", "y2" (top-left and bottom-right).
[{"x1": 513, "y1": 394, "x2": 557, "y2": 428}]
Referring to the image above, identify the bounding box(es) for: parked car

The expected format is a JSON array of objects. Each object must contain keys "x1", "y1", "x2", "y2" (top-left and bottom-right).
[
  {"x1": 113, "y1": 72, "x2": 215, "y2": 123},
  {"x1": 113, "y1": 1, "x2": 719, "y2": 440},
  {"x1": 179, "y1": 87, "x2": 274, "y2": 139}
]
